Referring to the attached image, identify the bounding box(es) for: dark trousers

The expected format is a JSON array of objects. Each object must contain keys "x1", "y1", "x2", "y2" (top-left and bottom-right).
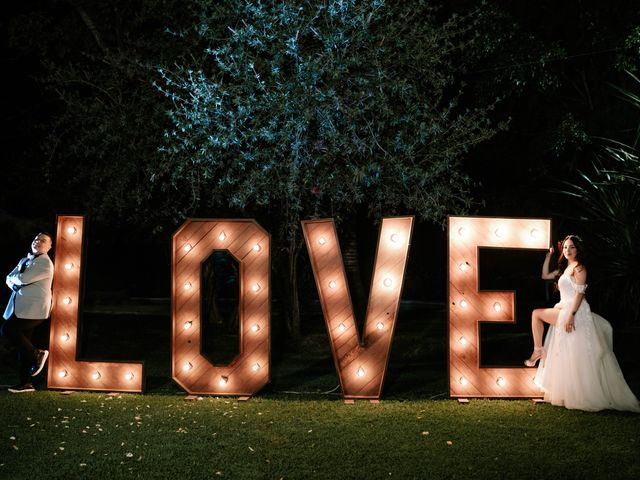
[{"x1": 0, "y1": 314, "x2": 46, "y2": 383}]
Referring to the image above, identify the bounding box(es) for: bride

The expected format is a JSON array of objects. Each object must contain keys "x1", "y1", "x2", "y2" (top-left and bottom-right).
[{"x1": 524, "y1": 235, "x2": 640, "y2": 412}]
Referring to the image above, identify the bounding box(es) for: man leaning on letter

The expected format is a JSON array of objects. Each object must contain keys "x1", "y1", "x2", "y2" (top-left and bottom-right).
[{"x1": 1, "y1": 232, "x2": 54, "y2": 393}]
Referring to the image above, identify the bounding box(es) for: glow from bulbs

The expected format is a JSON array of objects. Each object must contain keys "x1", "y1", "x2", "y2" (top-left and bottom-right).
[
  {"x1": 58, "y1": 370, "x2": 68, "y2": 378},
  {"x1": 318, "y1": 236, "x2": 327, "y2": 246},
  {"x1": 253, "y1": 243, "x2": 261, "y2": 252},
  {"x1": 64, "y1": 262, "x2": 74, "y2": 271},
  {"x1": 458, "y1": 336, "x2": 468, "y2": 346},
  {"x1": 183, "y1": 362, "x2": 193, "y2": 372},
  {"x1": 63, "y1": 296, "x2": 72, "y2": 305},
  {"x1": 459, "y1": 376, "x2": 469, "y2": 386},
  {"x1": 252, "y1": 283, "x2": 261, "y2": 292},
  {"x1": 376, "y1": 322, "x2": 384, "y2": 330},
  {"x1": 60, "y1": 333, "x2": 70, "y2": 342},
  {"x1": 67, "y1": 226, "x2": 77, "y2": 235},
  {"x1": 493, "y1": 302, "x2": 502, "y2": 312},
  {"x1": 390, "y1": 233, "x2": 400, "y2": 243},
  {"x1": 251, "y1": 324, "x2": 260, "y2": 333},
  {"x1": 458, "y1": 262, "x2": 470, "y2": 272},
  {"x1": 218, "y1": 231, "x2": 226, "y2": 241},
  {"x1": 92, "y1": 371, "x2": 101, "y2": 380},
  {"x1": 459, "y1": 299, "x2": 468, "y2": 309},
  {"x1": 328, "y1": 280, "x2": 337, "y2": 289},
  {"x1": 356, "y1": 367, "x2": 365, "y2": 378},
  {"x1": 337, "y1": 323, "x2": 346, "y2": 332},
  {"x1": 252, "y1": 363, "x2": 261, "y2": 372},
  {"x1": 183, "y1": 243, "x2": 192, "y2": 252},
  {"x1": 219, "y1": 376, "x2": 229, "y2": 386},
  {"x1": 125, "y1": 371, "x2": 135, "y2": 381},
  {"x1": 496, "y1": 377, "x2": 506, "y2": 387},
  {"x1": 183, "y1": 282, "x2": 192, "y2": 290},
  {"x1": 383, "y1": 277, "x2": 393, "y2": 288},
  {"x1": 184, "y1": 321, "x2": 193, "y2": 330}
]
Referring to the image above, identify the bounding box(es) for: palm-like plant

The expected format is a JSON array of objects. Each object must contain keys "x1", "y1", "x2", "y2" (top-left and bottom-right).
[{"x1": 557, "y1": 73, "x2": 640, "y2": 324}]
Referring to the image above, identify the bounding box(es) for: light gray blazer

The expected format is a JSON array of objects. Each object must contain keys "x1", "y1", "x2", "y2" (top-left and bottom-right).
[{"x1": 4, "y1": 253, "x2": 54, "y2": 320}]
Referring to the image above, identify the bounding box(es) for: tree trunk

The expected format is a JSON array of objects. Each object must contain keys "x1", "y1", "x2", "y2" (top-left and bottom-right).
[{"x1": 287, "y1": 230, "x2": 303, "y2": 340}]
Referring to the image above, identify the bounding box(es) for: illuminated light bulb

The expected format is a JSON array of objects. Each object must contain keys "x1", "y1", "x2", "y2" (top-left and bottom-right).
[
  {"x1": 124, "y1": 371, "x2": 135, "y2": 381},
  {"x1": 58, "y1": 370, "x2": 68, "y2": 378},
  {"x1": 337, "y1": 323, "x2": 346, "y2": 332},
  {"x1": 183, "y1": 362, "x2": 193, "y2": 372},
  {"x1": 60, "y1": 333, "x2": 70, "y2": 342},
  {"x1": 530, "y1": 228, "x2": 540, "y2": 239},
  {"x1": 253, "y1": 243, "x2": 261, "y2": 252},
  {"x1": 252, "y1": 363, "x2": 261, "y2": 372},
  {"x1": 458, "y1": 262, "x2": 470, "y2": 272},
  {"x1": 183, "y1": 243, "x2": 192, "y2": 252},
  {"x1": 459, "y1": 299, "x2": 468, "y2": 309},
  {"x1": 218, "y1": 231, "x2": 227, "y2": 241},
  {"x1": 318, "y1": 236, "x2": 327, "y2": 246},
  {"x1": 183, "y1": 282, "x2": 192, "y2": 290},
  {"x1": 493, "y1": 302, "x2": 502, "y2": 312},
  {"x1": 64, "y1": 262, "x2": 74, "y2": 271},
  {"x1": 457, "y1": 227, "x2": 467, "y2": 237},
  {"x1": 494, "y1": 227, "x2": 505, "y2": 238},
  {"x1": 219, "y1": 376, "x2": 229, "y2": 386},
  {"x1": 458, "y1": 336, "x2": 468, "y2": 346},
  {"x1": 376, "y1": 322, "x2": 384, "y2": 330},
  {"x1": 328, "y1": 280, "x2": 337, "y2": 289},
  {"x1": 183, "y1": 321, "x2": 193, "y2": 330},
  {"x1": 383, "y1": 277, "x2": 393, "y2": 288},
  {"x1": 251, "y1": 323, "x2": 260, "y2": 333},
  {"x1": 459, "y1": 376, "x2": 469, "y2": 386},
  {"x1": 496, "y1": 376, "x2": 506, "y2": 387},
  {"x1": 390, "y1": 233, "x2": 400, "y2": 243},
  {"x1": 252, "y1": 283, "x2": 261, "y2": 293},
  {"x1": 67, "y1": 226, "x2": 77, "y2": 235},
  {"x1": 356, "y1": 367, "x2": 365, "y2": 378},
  {"x1": 63, "y1": 296, "x2": 72, "y2": 305},
  {"x1": 92, "y1": 371, "x2": 101, "y2": 380}
]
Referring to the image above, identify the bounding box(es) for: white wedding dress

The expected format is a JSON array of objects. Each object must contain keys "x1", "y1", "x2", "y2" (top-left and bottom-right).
[{"x1": 534, "y1": 272, "x2": 640, "y2": 412}]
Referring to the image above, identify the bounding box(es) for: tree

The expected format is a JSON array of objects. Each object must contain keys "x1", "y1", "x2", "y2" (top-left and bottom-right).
[{"x1": 155, "y1": 0, "x2": 504, "y2": 337}]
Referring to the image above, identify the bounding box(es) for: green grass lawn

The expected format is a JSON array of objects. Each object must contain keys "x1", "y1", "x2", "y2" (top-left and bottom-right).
[{"x1": 1, "y1": 392, "x2": 639, "y2": 480}]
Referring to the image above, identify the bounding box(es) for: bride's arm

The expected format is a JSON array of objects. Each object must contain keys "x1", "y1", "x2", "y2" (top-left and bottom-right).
[
  {"x1": 566, "y1": 266, "x2": 587, "y2": 333},
  {"x1": 541, "y1": 247, "x2": 558, "y2": 280}
]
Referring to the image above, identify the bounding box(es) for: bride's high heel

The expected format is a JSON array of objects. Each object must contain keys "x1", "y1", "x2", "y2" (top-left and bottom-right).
[{"x1": 524, "y1": 348, "x2": 543, "y2": 367}]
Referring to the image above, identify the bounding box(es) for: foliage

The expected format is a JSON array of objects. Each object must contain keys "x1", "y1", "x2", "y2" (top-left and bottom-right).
[
  {"x1": 556, "y1": 72, "x2": 640, "y2": 323},
  {"x1": 155, "y1": 0, "x2": 503, "y2": 229},
  {"x1": 6, "y1": 0, "x2": 198, "y2": 231}
]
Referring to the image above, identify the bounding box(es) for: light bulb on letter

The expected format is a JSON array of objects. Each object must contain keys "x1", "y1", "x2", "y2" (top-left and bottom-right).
[
  {"x1": 183, "y1": 362, "x2": 192, "y2": 372},
  {"x1": 67, "y1": 226, "x2": 77, "y2": 235},
  {"x1": 356, "y1": 367, "x2": 365, "y2": 378},
  {"x1": 493, "y1": 302, "x2": 502, "y2": 312},
  {"x1": 253, "y1": 243, "x2": 261, "y2": 252},
  {"x1": 219, "y1": 376, "x2": 228, "y2": 386},
  {"x1": 383, "y1": 277, "x2": 393, "y2": 288},
  {"x1": 252, "y1": 363, "x2": 261, "y2": 372},
  {"x1": 338, "y1": 323, "x2": 346, "y2": 332},
  {"x1": 183, "y1": 243, "x2": 192, "y2": 252},
  {"x1": 459, "y1": 376, "x2": 469, "y2": 386},
  {"x1": 60, "y1": 333, "x2": 70, "y2": 342},
  {"x1": 63, "y1": 296, "x2": 72, "y2": 305},
  {"x1": 251, "y1": 324, "x2": 260, "y2": 333},
  {"x1": 328, "y1": 280, "x2": 337, "y2": 289},
  {"x1": 376, "y1": 322, "x2": 384, "y2": 330},
  {"x1": 64, "y1": 262, "x2": 74, "y2": 271},
  {"x1": 58, "y1": 370, "x2": 68, "y2": 378},
  {"x1": 183, "y1": 282, "x2": 192, "y2": 290},
  {"x1": 318, "y1": 236, "x2": 327, "y2": 246},
  {"x1": 125, "y1": 371, "x2": 134, "y2": 381},
  {"x1": 92, "y1": 371, "x2": 101, "y2": 380},
  {"x1": 184, "y1": 321, "x2": 193, "y2": 330},
  {"x1": 218, "y1": 231, "x2": 226, "y2": 241},
  {"x1": 459, "y1": 299, "x2": 468, "y2": 309}
]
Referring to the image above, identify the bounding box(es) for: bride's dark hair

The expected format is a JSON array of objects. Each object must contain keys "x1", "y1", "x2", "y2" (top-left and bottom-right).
[{"x1": 557, "y1": 234, "x2": 584, "y2": 277}]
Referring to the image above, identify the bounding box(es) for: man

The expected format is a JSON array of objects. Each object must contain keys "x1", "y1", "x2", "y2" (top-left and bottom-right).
[{"x1": 1, "y1": 232, "x2": 54, "y2": 393}]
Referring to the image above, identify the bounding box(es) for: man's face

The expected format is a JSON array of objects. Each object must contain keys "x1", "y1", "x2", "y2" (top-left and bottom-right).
[{"x1": 31, "y1": 233, "x2": 52, "y2": 255}]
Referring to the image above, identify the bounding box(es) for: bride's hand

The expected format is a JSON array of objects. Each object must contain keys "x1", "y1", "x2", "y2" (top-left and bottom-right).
[
  {"x1": 565, "y1": 315, "x2": 576, "y2": 333},
  {"x1": 546, "y1": 247, "x2": 554, "y2": 257}
]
